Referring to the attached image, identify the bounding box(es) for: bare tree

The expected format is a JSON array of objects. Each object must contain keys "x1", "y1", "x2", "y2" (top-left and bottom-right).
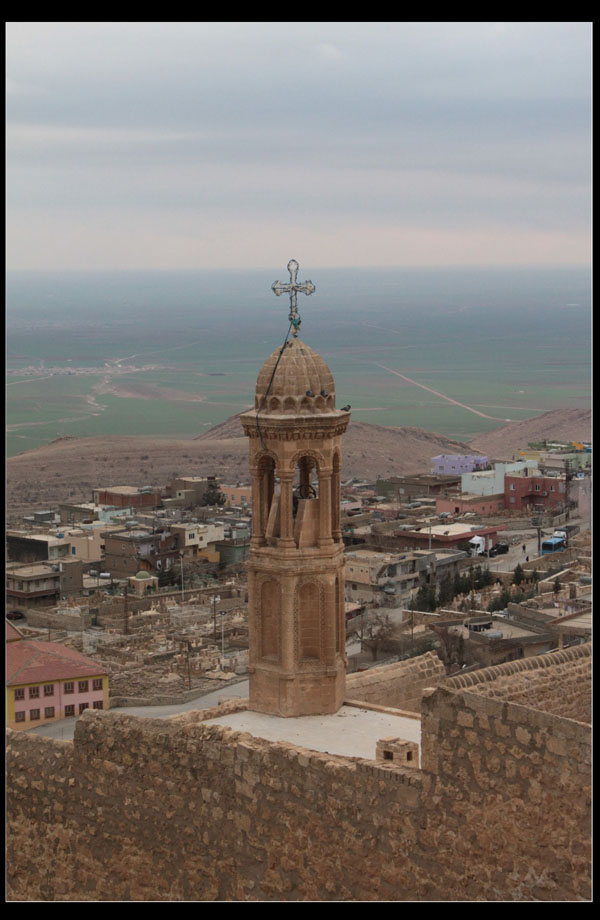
[{"x1": 362, "y1": 611, "x2": 395, "y2": 662}]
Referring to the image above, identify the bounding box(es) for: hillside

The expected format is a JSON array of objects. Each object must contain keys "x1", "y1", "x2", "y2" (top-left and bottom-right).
[
  {"x1": 6, "y1": 419, "x2": 476, "y2": 518},
  {"x1": 6, "y1": 408, "x2": 590, "y2": 519},
  {"x1": 468, "y1": 408, "x2": 591, "y2": 460}
]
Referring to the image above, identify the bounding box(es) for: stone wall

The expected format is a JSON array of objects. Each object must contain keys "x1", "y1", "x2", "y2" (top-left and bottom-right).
[
  {"x1": 443, "y1": 644, "x2": 591, "y2": 723},
  {"x1": 345, "y1": 651, "x2": 447, "y2": 712},
  {"x1": 6, "y1": 648, "x2": 591, "y2": 901}
]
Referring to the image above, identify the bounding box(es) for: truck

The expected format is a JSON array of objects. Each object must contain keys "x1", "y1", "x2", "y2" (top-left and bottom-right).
[
  {"x1": 468, "y1": 535, "x2": 490, "y2": 556},
  {"x1": 552, "y1": 524, "x2": 579, "y2": 546}
]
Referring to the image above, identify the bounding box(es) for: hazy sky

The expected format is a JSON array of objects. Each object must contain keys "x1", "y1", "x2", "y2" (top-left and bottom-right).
[{"x1": 6, "y1": 21, "x2": 592, "y2": 271}]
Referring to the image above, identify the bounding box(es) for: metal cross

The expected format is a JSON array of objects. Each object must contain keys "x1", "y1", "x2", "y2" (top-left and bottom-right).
[{"x1": 271, "y1": 259, "x2": 315, "y2": 336}]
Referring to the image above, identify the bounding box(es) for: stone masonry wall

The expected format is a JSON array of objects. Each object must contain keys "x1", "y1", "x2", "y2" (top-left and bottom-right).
[
  {"x1": 345, "y1": 651, "x2": 447, "y2": 712},
  {"x1": 420, "y1": 673, "x2": 591, "y2": 900},
  {"x1": 6, "y1": 649, "x2": 591, "y2": 901},
  {"x1": 443, "y1": 644, "x2": 591, "y2": 723}
]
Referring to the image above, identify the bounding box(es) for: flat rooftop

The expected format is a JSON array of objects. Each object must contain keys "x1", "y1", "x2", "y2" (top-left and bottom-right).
[{"x1": 202, "y1": 703, "x2": 420, "y2": 761}]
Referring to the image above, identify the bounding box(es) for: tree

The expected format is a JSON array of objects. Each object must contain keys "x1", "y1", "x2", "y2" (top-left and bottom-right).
[
  {"x1": 435, "y1": 625, "x2": 467, "y2": 673},
  {"x1": 513, "y1": 563, "x2": 525, "y2": 586},
  {"x1": 362, "y1": 612, "x2": 395, "y2": 662},
  {"x1": 437, "y1": 574, "x2": 454, "y2": 608},
  {"x1": 201, "y1": 482, "x2": 226, "y2": 507},
  {"x1": 414, "y1": 584, "x2": 437, "y2": 612}
]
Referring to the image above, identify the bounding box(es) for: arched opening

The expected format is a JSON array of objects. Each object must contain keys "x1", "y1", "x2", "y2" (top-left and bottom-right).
[
  {"x1": 269, "y1": 397, "x2": 281, "y2": 412},
  {"x1": 257, "y1": 454, "x2": 277, "y2": 541},
  {"x1": 292, "y1": 455, "x2": 319, "y2": 548}
]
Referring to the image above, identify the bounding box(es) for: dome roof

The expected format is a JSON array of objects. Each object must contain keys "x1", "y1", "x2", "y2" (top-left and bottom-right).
[
  {"x1": 254, "y1": 338, "x2": 335, "y2": 415},
  {"x1": 134, "y1": 570, "x2": 152, "y2": 580}
]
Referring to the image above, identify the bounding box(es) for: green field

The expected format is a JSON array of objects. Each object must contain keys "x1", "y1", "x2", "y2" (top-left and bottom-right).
[{"x1": 6, "y1": 266, "x2": 591, "y2": 457}]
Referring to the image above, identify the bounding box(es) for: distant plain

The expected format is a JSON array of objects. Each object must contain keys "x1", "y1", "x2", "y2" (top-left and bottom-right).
[{"x1": 6, "y1": 265, "x2": 591, "y2": 457}]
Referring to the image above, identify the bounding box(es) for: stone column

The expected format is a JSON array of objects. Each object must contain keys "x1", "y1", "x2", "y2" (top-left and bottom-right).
[
  {"x1": 318, "y1": 471, "x2": 333, "y2": 546},
  {"x1": 278, "y1": 474, "x2": 295, "y2": 548},
  {"x1": 250, "y1": 467, "x2": 264, "y2": 547}
]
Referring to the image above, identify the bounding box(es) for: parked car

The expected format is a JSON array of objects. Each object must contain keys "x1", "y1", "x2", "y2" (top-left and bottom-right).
[
  {"x1": 6, "y1": 611, "x2": 25, "y2": 620},
  {"x1": 489, "y1": 543, "x2": 509, "y2": 557}
]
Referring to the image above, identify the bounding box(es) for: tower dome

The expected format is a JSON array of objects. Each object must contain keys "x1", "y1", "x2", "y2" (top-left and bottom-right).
[{"x1": 254, "y1": 338, "x2": 336, "y2": 415}]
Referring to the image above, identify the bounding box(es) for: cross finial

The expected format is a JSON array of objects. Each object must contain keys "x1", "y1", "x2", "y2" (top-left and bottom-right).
[{"x1": 271, "y1": 259, "x2": 315, "y2": 336}]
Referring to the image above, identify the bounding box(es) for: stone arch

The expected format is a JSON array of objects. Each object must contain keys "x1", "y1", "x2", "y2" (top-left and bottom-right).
[
  {"x1": 269, "y1": 396, "x2": 281, "y2": 412},
  {"x1": 283, "y1": 396, "x2": 296, "y2": 413},
  {"x1": 314, "y1": 395, "x2": 326, "y2": 413},
  {"x1": 255, "y1": 452, "x2": 278, "y2": 539},
  {"x1": 286, "y1": 447, "x2": 326, "y2": 474},
  {"x1": 326, "y1": 395, "x2": 335, "y2": 410}
]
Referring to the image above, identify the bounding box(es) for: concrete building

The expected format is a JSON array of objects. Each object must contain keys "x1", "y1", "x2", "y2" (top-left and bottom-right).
[
  {"x1": 461, "y1": 460, "x2": 537, "y2": 496},
  {"x1": 390, "y1": 523, "x2": 499, "y2": 553},
  {"x1": 6, "y1": 531, "x2": 73, "y2": 564},
  {"x1": 376, "y1": 473, "x2": 461, "y2": 502},
  {"x1": 92, "y1": 486, "x2": 162, "y2": 509},
  {"x1": 220, "y1": 484, "x2": 252, "y2": 506},
  {"x1": 6, "y1": 636, "x2": 108, "y2": 731},
  {"x1": 345, "y1": 547, "x2": 466, "y2": 607},
  {"x1": 6, "y1": 563, "x2": 62, "y2": 608},
  {"x1": 504, "y1": 469, "x2": 567, "y2": 512},
  {"x1": 431, "y1": 454, "x2": 489, "y2": 474},
  {"x1": 435, "y1": 492, "x2": 505, "y2": 515},
  {"x1": 170, "y1": 522, "x2": 209, "y2": 556},
  {"x1": 102, "y1": 529, "x2": 181, "y2": 578}
]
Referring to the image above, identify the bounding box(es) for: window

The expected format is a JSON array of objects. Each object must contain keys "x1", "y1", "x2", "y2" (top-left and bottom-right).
[
  {"x1": 15, "y1": 711, "x2": 25, "y2": 723},
  {"x1": 29, "y1": 709, "x2": 40, "y2": 720},
  {"x1": 44, "y1": 707, "x2": 55, "y2": 719},
  {"x1": 29, "y1": 686, "x2": 40, "y2": 699},
  {"x1": 65, "y1": 704, "x2": 75, "y2": 717},
  {"x1": 93, "y1": 700, "x2": 103, "y2": 710},
  {"x1": 535, "y1": 484, "x2": 541, "y2": 492},
  {"x1": 64, "y1": 682, "x2": 74, "y2": 694},
  {"x1": 44, "y1": 684, "x2": 54, "y2": 697},
  {"x1": 92, "y1": 678, "x2": 103, "y2": 691},
  {"x1": 510, "y1": 484, "x2": 515, "y2": 491},
  {"x1": 14, "y1": 688, "x2": 25, "y2": 701},
  {"x1": 79, "y1": 703, "x2": 88, "y2": 715},
  {"x1": 78, "y1": 680, "x2": 89, "y2": 693}
]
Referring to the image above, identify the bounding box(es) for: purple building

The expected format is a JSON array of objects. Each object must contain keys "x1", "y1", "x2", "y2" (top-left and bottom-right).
[{"x1": 431, "y1": 454, "x2": 489, "y2": 475}]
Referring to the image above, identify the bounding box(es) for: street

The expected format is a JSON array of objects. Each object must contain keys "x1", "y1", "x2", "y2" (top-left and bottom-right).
[{"x1": 26, "y1": 680, "x2": 250, "y2": 742}]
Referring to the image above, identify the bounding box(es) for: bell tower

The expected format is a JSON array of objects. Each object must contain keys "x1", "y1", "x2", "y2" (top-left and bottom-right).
[{"x1": 240, "y1": 261, "x2": 350, "y2": 716}]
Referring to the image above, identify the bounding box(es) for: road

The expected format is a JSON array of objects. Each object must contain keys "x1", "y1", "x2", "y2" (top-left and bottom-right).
[{"x1": 26, "y1": 680, "x2": 250, "y2": 742}]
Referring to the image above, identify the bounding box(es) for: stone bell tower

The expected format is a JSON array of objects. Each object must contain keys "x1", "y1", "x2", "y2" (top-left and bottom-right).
[{"x1": 239, "y1": 261, "x2": 350, "y2": 716}]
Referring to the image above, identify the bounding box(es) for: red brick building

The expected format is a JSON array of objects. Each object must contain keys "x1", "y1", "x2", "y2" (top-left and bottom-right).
[
  {"x1": 92, "y1": 486, "x2": 162, "y2": 509},
  {"x1": 504, "y1": 471, "x2": 567, "y2": 513}
]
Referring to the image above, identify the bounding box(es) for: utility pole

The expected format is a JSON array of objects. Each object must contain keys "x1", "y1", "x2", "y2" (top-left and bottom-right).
[
  {"x1": 531, "y1": 516, "x2": 542, "y2": 557},
  {"x1": 123, "y1": 584, "x2": 129, "y2": 635}
]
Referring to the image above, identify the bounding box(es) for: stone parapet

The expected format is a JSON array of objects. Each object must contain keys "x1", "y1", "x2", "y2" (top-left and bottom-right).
[{"x1": 345, "y1": 651, "x2": 447, "y2": 713}]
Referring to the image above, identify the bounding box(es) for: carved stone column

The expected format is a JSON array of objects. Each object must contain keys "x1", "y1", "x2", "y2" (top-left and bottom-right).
[
  {"x1": 278, "y1": 474, "x2": 295, "y2": 548},
  {"x1": 318, "y1": 471, "x2": 333, "y2": 546}
]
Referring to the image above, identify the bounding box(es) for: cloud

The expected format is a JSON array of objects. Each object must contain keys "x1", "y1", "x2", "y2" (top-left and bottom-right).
[{"x1": 5, "y1": 22, "x2": 592, "y2": 270}]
